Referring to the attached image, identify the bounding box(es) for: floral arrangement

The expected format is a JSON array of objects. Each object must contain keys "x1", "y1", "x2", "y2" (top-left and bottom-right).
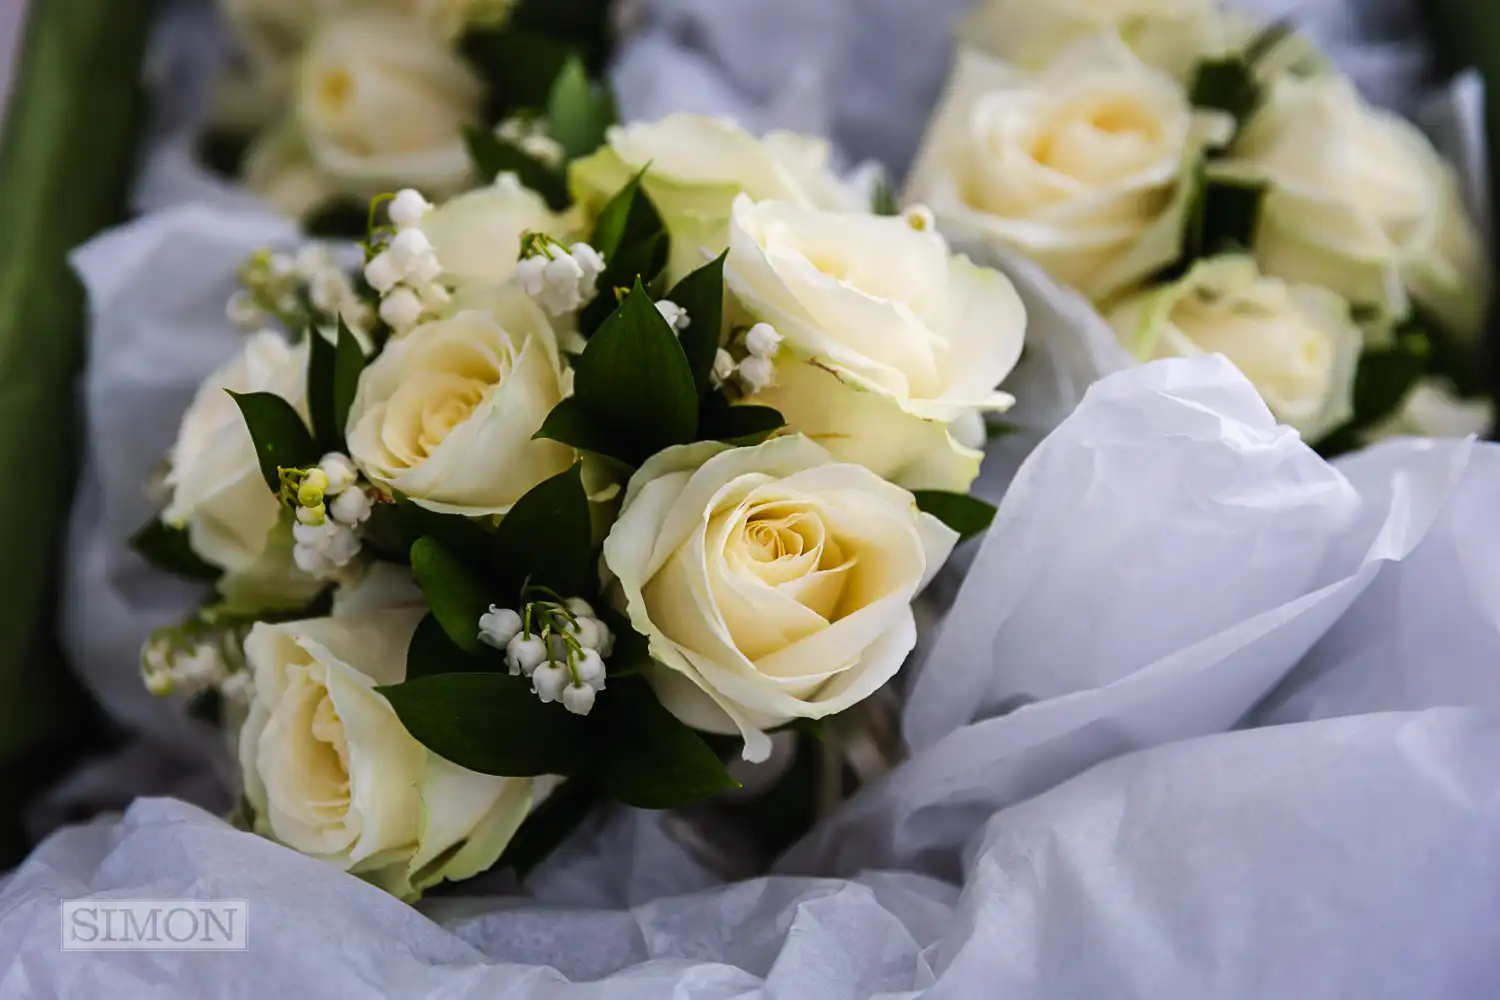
[
  {"x1": 908, "y1": 0, "x2": 1494, "y2": 453},
  {"x1": 207, "y1": 0, "x2": 615, "y2": 225},
  {"x1": 130, "y1": 68, "x2": 1027, "y2": 898}
]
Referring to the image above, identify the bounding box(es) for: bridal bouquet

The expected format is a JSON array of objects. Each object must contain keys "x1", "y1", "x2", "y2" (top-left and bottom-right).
[
  {"x1": 127, "y1": 74, "x2": 1026, "y2": 898},
  {"x1": 205, "y1": 0, "x2": 615, "y2": 224},
  {"x1": 908, "y1": 0, "x2": 1494, "y2": 453}
]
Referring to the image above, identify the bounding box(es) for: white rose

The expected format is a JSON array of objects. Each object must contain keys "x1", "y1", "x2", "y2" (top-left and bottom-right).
[
  {"x1": 602, "y1": 435, "x2": 958, "y2": 762},
  {"x1": 1108, "y1": 256, "x2": 1362, "y2": 441},
  {"x1": 906, "y1": 38, "x2": 1233, "y2": 304},
  {"x1": 725, "y1": 197, "x2": 1026, "y2": 492},
  {"x1": 240, "y1": 608, "x2": 539, "y2": 898},
  {"x1": 1363, "y1": 378, "x2": 1495, "y2": 443},
  {"x1": 959, "y1": 0, "x2": 1231, "y2": 79},
  {"x1": 1214, "y1": 74, "x2": 1489, "y2": 341},
  {"x1": 421, "y1": 174, "x2": 563, "y2": 289},
  {"x1": 570, "y1": 114, "x2": 866, "y2": 282},
  {"x1": 164, "y1": 332, "x2": 307, "y2": 574},
  {"x1": 243, "y1": 122, "x2": 340, "y2": 220},
  {"x1": 296, "y1": 12, "x2": 482, "y2": 198},
  {"x1": 346, "y1": 291, "x2": 574, "y2": 516}
]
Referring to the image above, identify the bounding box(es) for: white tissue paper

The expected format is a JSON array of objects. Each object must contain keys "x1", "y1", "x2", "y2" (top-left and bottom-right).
[
  {"x1": 12, "y1": 1, "x2": 1498, "y2": 994},
  {"x1": 8, "y1": 355, "x2": 1500, "y2": 997}
]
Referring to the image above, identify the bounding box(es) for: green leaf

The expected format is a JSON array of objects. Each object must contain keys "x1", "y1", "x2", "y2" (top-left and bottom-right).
[
  {"x1": 460, "y1": 28, "x2": 571, "y2": 121},
  {"x1": 546, "y1": 56, "x2": 613, "y2": 161},
  {"x1": 594, "y1": 606, "x2": 651, "y2": 677},
  {"x1": 302, "y1": 199, "x2": 369, "y2": 240},
  {"x1": 667, "y1": 252, "x2": 728, "y2": 393},
  {"x1": 1190, "y1": 58, "x2": 1260, "y2": 128},
  {"x1": 580, "y1": 173, "x2": 670, "y2": 334},
  {"x1": 495, "y1": 776, "x2": 603, "y2": 878},
  {"x1": 507, "y1": 0, "x2": 614, "y2": 71},
  {"x1": 985, "y1": 418, "x2": 1020, "y2": 441},
  {"x1": 1199, "y1": 179, "x2": 1265, "y2": 255},
  {"x1": 588, "y1": 678, "x2": 739, "y2": 809},
  {"x1": 701, "y1": 402, "x2": 786, "y2": 446},
  {"x1": 1167, "y1": 168, "x2": 1267, "y2": 276},
  {"x1": 912, "y1": 490, "x2": 998, "y2": 542},
  {"x1": 228, "y1": 390, "x2": 319, "y2": 492},
  {"x1": 378, "y1": 672, "x2": 585, "y2": 777},
  {"x1": 532, "y1": 396, "x2": 619, "y2": 455},
  {"x1": 572, "y1": 279, "x2": 699, "y2": 463},
  {"x1": 406, "y1": 612, "x2": 503, "y2": 680},
  {"x1": 128, "y1": 518, "x2": 221, "y2": 582},
  {"x1": 491, "y1": 463, "x2": 593, "y2": 597},
  {"x1": 332, "y1": 318, "x2": 366, "y2": 447},
  {"x1": 1244, "y1": 20, "x2": 1296, "y2": 64},
  {"x1": 1315, "y1": 328, "x2": 1433, "y2": 458},
  {"x1": 307, "y1": 326, "x2": 338, "y2": 453},
  {"x1": 463, "y1": 126, "x2": 570, "y2": 211},
  {"x1": 410, "y1": 537, "x2": 491, "y2": 653}
]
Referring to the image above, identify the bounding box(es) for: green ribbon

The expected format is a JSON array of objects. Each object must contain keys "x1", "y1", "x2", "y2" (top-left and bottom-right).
[{"x1": 0, "y1": 0, "x2": 158, "y2": 863}]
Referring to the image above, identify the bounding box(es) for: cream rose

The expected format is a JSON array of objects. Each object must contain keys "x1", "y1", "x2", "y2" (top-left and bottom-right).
[
  {"x1": 570, "y1": 114, "x2": 866, "y2": 282},
  {"x1": 906, "y1": 37, "x2": 1232, "y2": 304},
  {"x1": 959, "y1": 0, "x2": 1231, "y2": 79},
  {"x1": 294, "y1": 11, "x2": 482, "y2": 199},
  {"x1": 164, "y1": 332, "x2": 307, "y2": 573},
  {"x1": 1108, "y1": 256, "x2": 1362, "y2": 441},
  {"x1": 1363, "y1": 378, "x2": 1495, "y2": 443},
  {"x1": 421, "y1": 174, "x2": 564, "y2": 289},
  {"x1": 346, "y1": 291, "x2": 573, "y2": 515},
  {"x1": 1214, "y1": 74, "x2": 1489, "y2": 341},
  {"x1": 603, "y1": 435, "x2": 958, "y2": 762},
  {"x1": 725, "y1": 197, "x2": 1025, "y2": 492},
  {"x1": 240, "y1": 607, "x2": 539, "y2": 899}
]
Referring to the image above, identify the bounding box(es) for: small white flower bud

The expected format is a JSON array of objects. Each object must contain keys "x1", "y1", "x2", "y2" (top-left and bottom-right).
[
  {"x1": 296, "y1": 504, "x2": 326, "y2": 526},
  {"x1": 516, "y1": 254, "x2": 547, "y2": 296},
  {"x1": 506, "y1": 633, "x2": 548, "y2": 676},
  {"x1": 226, "y1": 291, "x2": 262, "y2": 330},
  {"x1": 564, "y1": 597, "x2": 595, "y2": 618},
  {"x1": 379, "y1": 286, "x2": 424, "y2": 331},
  {"x1": 417, "y1": 281, "x2": 451, "y2": 311},
  {"x1": 478, "y1": 606, "x2": 523, "y2": 651},
  {"x1": 389, "y1": 189, "x2": 432, "y2": 230},
  {"x1": 407, "y1": 250, "x2": 443, "y2": 285},
  {"x1": 568, "y1": 616, "x2": 610, "y2": 653},
  {"x1": 547, "y1": 632, "x2": 572, "y2": 662},
  {"x1": 561, "y1": 682, "x2": 597, "y2": 715},
  {"x1": 744, "y1": 322, "x2": 783, "y2": 359},
  {"x1": 318, "y1": 453, "x2": 357, "y2": 495},
  {"x1": 387, "y1": 228, "x2": 434, "y2": 270},
  {"x1": 655, "y1": 299, "x2": 690, "y2": 331},
  {"x1": 293, "y1": 520, "x2": 335, "y2": 546},
  {"x1": 544, "y1": 252, "x2": 585, "y2": 289},
  {"x1": 268, "y1": 253, "x2": 295, "y2": 278},
  {"x1": 531, "y1": 662, "x2": 568, "y2": 703},
  {"x1": 737, "y1": 355, "x2": 777, "y2": 393},
  {"x1": 323, "y1": 524, "x2": 362, "y2": 566},
  {"x1": 573, "y1": 647, "x2": 606, "y2": 687},
  {"x1": 294, "y1": 543, "x2": 329, "y2": 576},
  {"x1": 330, "y1": 488, "x2": 372, "y2": 526},
  {"x1": 364, "y1": 252, "x2": 402, "y2": 294},
  {"x1": 569, "y1": 243, "x2": 605, "y2": 282},
  {"x1": 903, "y1": 204, "x2": 936, "y2": 233},
  {"x1": 294, "y1": 243, "x2": 332, "y2": 279},
  {"x1": 711, "y1": 349, "x2": 737, "y2": 387}
]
